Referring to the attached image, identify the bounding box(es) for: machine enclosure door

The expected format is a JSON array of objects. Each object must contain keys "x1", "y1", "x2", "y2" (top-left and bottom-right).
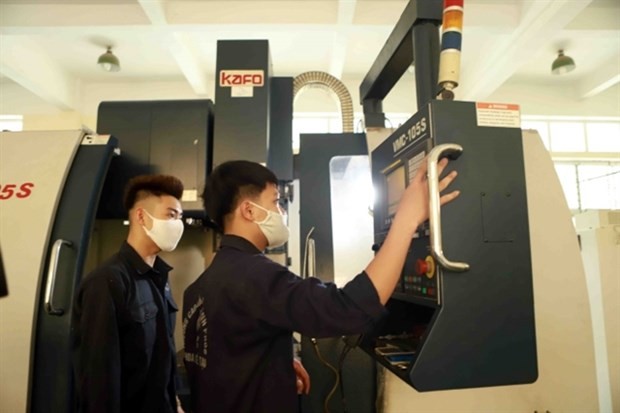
[{"x1": 0, "y1": 130, "x2": 117, "y2": 412}]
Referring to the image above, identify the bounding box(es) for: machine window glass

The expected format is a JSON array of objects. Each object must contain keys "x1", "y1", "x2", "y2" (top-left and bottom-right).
[
  {"x1": 329, "y1": 155, "x2": 374, "y2": 287},
  {"x1": 386, "y1": 166, "x2": 406, "y2": 216}
]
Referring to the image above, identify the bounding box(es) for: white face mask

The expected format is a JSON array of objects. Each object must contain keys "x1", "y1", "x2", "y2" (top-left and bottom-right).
[
  {"x1": 250, "y1": 202, "x2": 289, "y2": 248},
  {"x1": 142, "y1": 209, "x2": 184, "y2": 252}
]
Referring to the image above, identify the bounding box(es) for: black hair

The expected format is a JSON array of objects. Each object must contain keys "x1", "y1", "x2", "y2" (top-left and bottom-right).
[
  {"x1": 123, "y1": 174, "x2": 184, "y2": 212},
  {"x1": 202, "y1": 160, "x2": 278, "y2": 232}
]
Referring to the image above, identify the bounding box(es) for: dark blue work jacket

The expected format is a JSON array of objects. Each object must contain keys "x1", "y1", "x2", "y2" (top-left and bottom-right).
[
  {"x1": 183, "y1": 234, "x2": 386, "y2": 413},
  {"x1": 71, "y1": 241, "x2": 178, "y2": 413}
]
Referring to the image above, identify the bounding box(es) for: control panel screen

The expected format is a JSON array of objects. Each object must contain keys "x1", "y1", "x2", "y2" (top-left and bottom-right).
[{"x1": 386, "y1": 165, "x2": 406, "y2": 216}]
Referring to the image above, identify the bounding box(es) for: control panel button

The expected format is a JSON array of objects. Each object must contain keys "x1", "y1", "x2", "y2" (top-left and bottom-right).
[
  {"x1": 416, "y1": 256, "x2": 436, "y2": 278},
  {"x1": 415, "y1": 259, "x2": 428, "y2": 276}
]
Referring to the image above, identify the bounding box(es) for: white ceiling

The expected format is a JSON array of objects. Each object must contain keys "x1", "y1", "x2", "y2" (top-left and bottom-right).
[{"x1": 0, "y1": 0, "x2": 619, "y2": 113}]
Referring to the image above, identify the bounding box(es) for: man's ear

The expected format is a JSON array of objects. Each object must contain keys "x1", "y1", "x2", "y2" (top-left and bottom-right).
[
  {"x1": 238, "y1": 200, "x2": 254, "y2": 222},
  {"x1": 133, "y1": 207, "x2": 145, "y2": 226}
]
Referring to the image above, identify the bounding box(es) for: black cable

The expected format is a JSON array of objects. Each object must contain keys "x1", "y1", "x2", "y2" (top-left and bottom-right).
[
  {"x1": 335, "y1": 334, "x2": 361, "y2": 413},
  {"x1": 336, "y1": 345, "x2": 352, "y2": 413}
]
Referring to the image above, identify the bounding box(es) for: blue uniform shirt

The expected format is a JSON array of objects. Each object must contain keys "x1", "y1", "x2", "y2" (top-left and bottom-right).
[
  {"x1": 72, "y1": 241, "x2": 179, "y2": 413},
  {"x1": 182, "y1": 234, "x2": 386, "y2": 413}
]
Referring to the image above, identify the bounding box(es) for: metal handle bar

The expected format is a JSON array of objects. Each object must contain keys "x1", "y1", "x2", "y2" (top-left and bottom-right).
[
  {"x1": 427, "y1": 144, "x2": 469, "y2": 272},
  {"x1": 44, "y1": 239, "x2": 72, "y2": 315}
]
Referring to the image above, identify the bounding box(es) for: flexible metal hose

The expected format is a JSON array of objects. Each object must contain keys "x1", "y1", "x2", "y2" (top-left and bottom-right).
[{"x1": 293, "y1": 71, "x2": 354, "y2": 133}]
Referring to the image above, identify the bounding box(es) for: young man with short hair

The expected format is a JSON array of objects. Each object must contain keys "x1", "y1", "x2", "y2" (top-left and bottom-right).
[
  {"x1": 72, "y1": 174, "x2": 186, "y2": 413},
  {"x1": 183, "y1": 159, "x2": 459, "y2": 412}
]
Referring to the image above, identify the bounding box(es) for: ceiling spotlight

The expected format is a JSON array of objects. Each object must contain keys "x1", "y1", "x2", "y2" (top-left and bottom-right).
[
  {"x1": 98, "y1": 47, "x2": 120, "y2": 72},
  {"x1": 551, "y1": 49, "x2": 575, "y2": 75}
]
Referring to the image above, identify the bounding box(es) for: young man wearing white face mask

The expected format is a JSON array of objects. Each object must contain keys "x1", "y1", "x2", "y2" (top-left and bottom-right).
[
  {"x1": 72, "y1": 174, "x2": 186, "y2": 413},
  {"x1": 182, "y1": 159, "x2": 460, "y2": 413}
]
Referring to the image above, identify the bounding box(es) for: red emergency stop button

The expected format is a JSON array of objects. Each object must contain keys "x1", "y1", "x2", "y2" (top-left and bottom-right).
[
  {"x1": 415, "y1": 259, "x2": 428, "y2": 276},
  {"x1": 415, "y1": 255, "x2": 435, "y2": 279}
]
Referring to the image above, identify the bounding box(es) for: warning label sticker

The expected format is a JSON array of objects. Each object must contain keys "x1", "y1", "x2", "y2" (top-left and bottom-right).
[{"x1": 476, "y1": 102, "x2": 521, "y2": 128}]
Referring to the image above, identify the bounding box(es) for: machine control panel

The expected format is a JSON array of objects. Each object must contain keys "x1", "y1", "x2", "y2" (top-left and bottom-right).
[
  {"x1": 373, "y1": 106, "x2": 441, "y2": 306},
  {"x1": 376, "y1": 226, "x2": 440, "y2": 304},
  {"x1": 406, "y1": 254, "x2": 437, "y2": 295},
  {"x1": 364, "y1": 99, "x2": 537, "y2": 392}
]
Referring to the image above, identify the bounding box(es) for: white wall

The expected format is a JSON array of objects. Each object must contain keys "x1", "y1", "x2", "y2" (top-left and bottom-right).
[{"x1": 0, "y1": 80, "x2": 63, "y2": 116}]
